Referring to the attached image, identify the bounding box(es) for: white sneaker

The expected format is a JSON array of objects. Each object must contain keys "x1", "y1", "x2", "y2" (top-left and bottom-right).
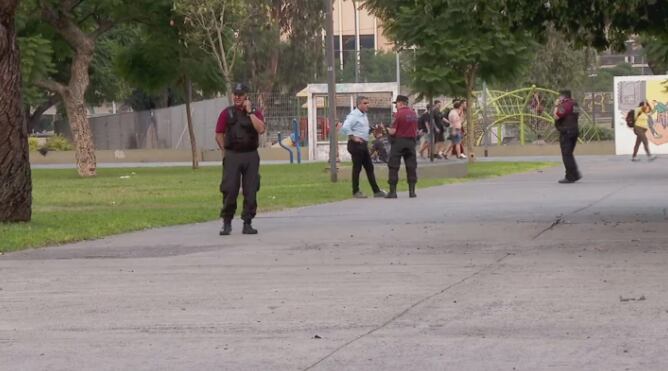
[
  {"x1": 458, "y1": 154, "x2": 467, "y2": 159},
  {"x1": 631, "y1": 157, "x2": 640, "y2": 162},
  {"x1": 648, "y1": 155, "x2": 657, "y2": 162}
]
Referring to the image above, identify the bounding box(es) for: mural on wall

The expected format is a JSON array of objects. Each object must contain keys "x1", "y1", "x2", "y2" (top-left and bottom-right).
[{"x1": 614, "y1": 75, "x2": 668, "y2": 155}]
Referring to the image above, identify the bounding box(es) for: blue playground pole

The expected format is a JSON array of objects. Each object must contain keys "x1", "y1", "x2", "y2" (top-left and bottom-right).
[
  {"x1": 277, "y1": 132, "x2": 294, "y2": 164},
  {"x1": 292, "y1": 119, "x2": 302, "y2": 164}
]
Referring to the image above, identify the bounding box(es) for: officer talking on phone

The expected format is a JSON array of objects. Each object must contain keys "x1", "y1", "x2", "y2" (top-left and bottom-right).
[{"x1": 215, "y1": 83, "x2": 266, "y2": 235}]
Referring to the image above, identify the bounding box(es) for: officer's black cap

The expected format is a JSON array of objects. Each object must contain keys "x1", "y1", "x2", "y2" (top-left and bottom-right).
[
  {"x1": 392, "y1": 95, "x2": 409, "y2": 104},
  {"x1": 233, "y1": 83, "x2": 249, "y2": 95}
]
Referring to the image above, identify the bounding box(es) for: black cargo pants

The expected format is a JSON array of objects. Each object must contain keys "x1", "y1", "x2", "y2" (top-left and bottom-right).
[
  {"x1": 220, "y1": 150, "x2": 260, "y2": 223},
  {"x1": 388, "y1": 137, "x2": 418, "y2": 186}
]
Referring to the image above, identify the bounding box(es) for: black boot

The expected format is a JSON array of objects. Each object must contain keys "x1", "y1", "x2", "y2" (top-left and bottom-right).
[
  {"x1": 219, "y1": 220, "x2": 232, "y2": 236},
  {"x1": 385, "y1": 184, "x2": 397, "y2": 199},
  {"x1": 409, "y1": 183, "x2": 417, "y2": 198},
  {"x1": 242, "y1": 221, "x2": 258, "y2": 235}
]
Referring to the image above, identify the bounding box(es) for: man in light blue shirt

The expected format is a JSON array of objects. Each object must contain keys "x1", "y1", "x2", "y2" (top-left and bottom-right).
[{"x1": 341, "y1": 96, "x2": 386, "y2": 198}]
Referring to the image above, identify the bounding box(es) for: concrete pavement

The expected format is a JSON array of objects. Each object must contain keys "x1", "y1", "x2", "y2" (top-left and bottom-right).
[{"x1": 2, "y1": 155, "x2": 668, "y2": 370}]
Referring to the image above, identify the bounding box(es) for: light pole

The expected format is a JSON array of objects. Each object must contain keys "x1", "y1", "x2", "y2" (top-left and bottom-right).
[{"x1": 324, "y1": 0, "x2": 338, "y2": 182}]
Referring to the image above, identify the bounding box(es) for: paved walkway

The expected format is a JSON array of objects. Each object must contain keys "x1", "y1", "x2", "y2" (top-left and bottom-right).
[{"x1": 3, "y1": 156, "x2": 668, "y2": 370}]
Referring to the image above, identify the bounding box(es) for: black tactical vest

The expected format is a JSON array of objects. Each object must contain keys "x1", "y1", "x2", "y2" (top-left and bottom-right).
[
  {"x1": 555, "y1": 101, "x2": 579, "y2": 132},
  {"x1": 223, "y1": 106, "x2": 259, "y2": 152}
]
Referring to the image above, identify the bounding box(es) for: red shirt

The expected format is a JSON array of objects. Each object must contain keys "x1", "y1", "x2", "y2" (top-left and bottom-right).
[
  {"x1": 215, "y1": 106, "x2": 265, "y2": 133},
  {"x1": 555, "y1": 99, "x2": 575, "y2": 119},
  {"x1": 392, "y1": 106, "x2": 418, "y2": 138}
]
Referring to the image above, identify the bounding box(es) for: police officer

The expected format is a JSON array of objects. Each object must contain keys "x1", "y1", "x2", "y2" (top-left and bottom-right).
[
  {"x1": 215, "y1": 83, "x2": 266, "y2": 235},
  {"x1": 386, "y1": 95, "x2": 419, "y2": 198},
  {"x1": 553, "y1": 89, "x2": 582, "y2": 184}
]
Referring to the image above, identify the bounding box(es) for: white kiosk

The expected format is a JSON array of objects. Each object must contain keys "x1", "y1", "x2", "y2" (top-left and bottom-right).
[{"x1": 298, "y1": 82, "x2": 400, "y2": 161}]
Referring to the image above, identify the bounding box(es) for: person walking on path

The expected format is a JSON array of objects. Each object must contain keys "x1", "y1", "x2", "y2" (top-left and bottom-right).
[
  {"x1": 631, "y1": 101, "x2": 658, "y2": 162},
  {"x1": 386, "y1": 95, "x2": 419, "y2": 198},
  {"x1": 446, "y1": 100, "x2": 466, "y2": 159},
  {"x1": 341, "y1": 96, "x2": 386, "y2": 199},
  {"x1": 553, "y1": 90, "x2": 581, "y2": 184},
  {"x1": 215, "y1": 83, "x2": 266, "y2": 235}
]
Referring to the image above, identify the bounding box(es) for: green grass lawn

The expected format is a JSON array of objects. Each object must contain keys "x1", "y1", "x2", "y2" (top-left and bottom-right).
[{"x1": 0, "y1": 161, "x2": 555, "y2": 253}]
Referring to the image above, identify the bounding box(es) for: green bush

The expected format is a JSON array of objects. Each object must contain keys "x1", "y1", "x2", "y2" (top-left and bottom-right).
[
  {"x1": 46, "y1": 134, "x2": 73, "y2": 151},
  {"x1": 28, "y1": 137, "x2": 40, "y2": 152},
  {"x1": 581, "y1": 124, "x2": 614, "y2": 141}
]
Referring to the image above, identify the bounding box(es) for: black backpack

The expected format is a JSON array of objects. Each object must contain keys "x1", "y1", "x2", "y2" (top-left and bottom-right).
[
  {"x1": 625, "y1": 109, "x2": 636, "y2": 128},
  {"x1": 418, "y1": 111, "x2": 429, "y2": 131}
]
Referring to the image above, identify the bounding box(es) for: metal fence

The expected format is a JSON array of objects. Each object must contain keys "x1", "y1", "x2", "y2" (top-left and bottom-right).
[{"x1": 84, "y1": 94, "x2": 309, "y2": 151}]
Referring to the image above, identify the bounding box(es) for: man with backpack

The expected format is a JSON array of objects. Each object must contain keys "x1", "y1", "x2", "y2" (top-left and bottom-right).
[
  {"x1": 215, "y1": 83, "x2": 266, "y2": 235},
  {"x1": 553, "y1": 90, "x2": 581, "y2": 184}
]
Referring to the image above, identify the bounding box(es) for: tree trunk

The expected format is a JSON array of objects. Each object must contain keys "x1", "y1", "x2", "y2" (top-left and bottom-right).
[
  {"x1": 63, "y1": 92, "x2": 96, "y2": 176},
  {"x1": 0, "y1": 0, "x2": 32, "y2": 222},
  {"x1": 184, "y1": 77, "x2": 198, "y2": 169},
  {"x1": 62, "y1": 46, "x2": 97, "y2": 176},
  {"x1": 465, "y1": 65, "x2": 477, "y2": 163}
]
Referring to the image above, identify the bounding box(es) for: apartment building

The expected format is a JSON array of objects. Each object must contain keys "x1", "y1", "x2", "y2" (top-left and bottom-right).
[{"x1": 331, "y1": 0, "x2": 393, "y2": 68}]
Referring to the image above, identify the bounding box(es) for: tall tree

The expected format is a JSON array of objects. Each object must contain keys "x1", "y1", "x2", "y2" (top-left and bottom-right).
[
  {"x1": 115, "y1": 3, "x2": 224, "y2": 169},
  {"x1": 18, "y1": 0, "x2": 164, "y2": 176},
  {"x1": 519, "y1": 27, "x2": 590, "y2": 94},
  {"x1": 174, "y1": 0, "x2": 246, "y2": 100},
  {"x1": 237, "y1": 0, "x2": 325, "y2": 102},
  {"x1": 1, "y1": 0, "x2": 32, "y2": 222},
  {"x1": 26, "y1": 0, "x2": 119, "y2": 176},
  {"x1": 364, "y1": 0, "x2": 533, "y2": 159}
]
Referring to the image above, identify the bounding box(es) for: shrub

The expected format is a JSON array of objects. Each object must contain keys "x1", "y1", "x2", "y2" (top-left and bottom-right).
[
  {"x1": 46, "y1": 134, "x2": 73, "y2": 151},
  {"x1": 28, "y1": 137, "x2": 40, "y2": 152},
  {"x1": 581, "y1": 124, "x2": 614, "y2": 141}
]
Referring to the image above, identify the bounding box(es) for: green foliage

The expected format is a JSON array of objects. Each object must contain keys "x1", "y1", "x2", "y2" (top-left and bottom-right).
[
  {"x1": 642, "y1": 33, "x2": 668, "y2": 75},
  {"x1": 115, "y1": 35, "x2": 182, "y2": 93},
  {"x1": 589, "y1": 63, "x2": 641, "y2": 92},
  {"x1": 18, "y1": 35, "x2": 56, "y2": 105},
  {"x1": 504, "y1": 0, "x2": 668, "y2": 51},
  {"x1": 46, "y1": 134, "x2": 73, "y2": 151},
  {"x1": 581, "y1": 124, "x2": 615, "y2": 141},
  {"x1": 28, "y1": 137, "x2": 41, "y2": 152},
  {"x1": 517, "y1": 27, "x2": 590, "y2": 94},
  {"x1": 0, "y1": 162, "x2": 555, "y2": 252},
  {"x1": 365, "y1": 0, "x2": 534, "y2": 98},
  {"x1": 87, "y1": 27, "x2": 135, "y2": 105}
]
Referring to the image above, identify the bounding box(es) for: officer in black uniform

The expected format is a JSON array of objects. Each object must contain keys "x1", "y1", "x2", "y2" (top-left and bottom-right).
[
  {"x1": 386, "y1": 95, "x2": 419, "y2": 198},
  {"x1": 553, "y1": 89, "x2": 581, "y2": 184},
  {"x1": 215, "y1": 83, "x2": 266, "y2": 235}
]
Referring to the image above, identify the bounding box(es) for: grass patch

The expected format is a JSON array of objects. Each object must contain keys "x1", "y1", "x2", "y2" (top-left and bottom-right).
[{"x1": 0, "y1": 161, "x2": 555, "y2": 253}]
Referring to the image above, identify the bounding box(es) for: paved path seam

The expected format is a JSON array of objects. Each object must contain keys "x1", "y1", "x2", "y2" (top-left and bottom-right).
[
  {"x1": 302, "y1": 252, "x2": 515, "y2": 370},
  {"x1": 532, "y1": 183, "x2": 630, "y2": 240}
]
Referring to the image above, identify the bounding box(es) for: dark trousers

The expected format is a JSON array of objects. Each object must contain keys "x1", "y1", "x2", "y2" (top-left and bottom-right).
[
  {"x1": 388, "y1": 137, "x2": 418, "y2": 186},
  {"x1": 220, "y1": 150, "x2": 260, "y2": 222},
  {"x1": 559, "y1": 129, "x2": 580, "y2": 181},
  {"x1": 633, "y1": 126, "x2": 650, "y2": 156},
  {"x1": 347, "y1": 140, "x2": 381, "y2": 194}
]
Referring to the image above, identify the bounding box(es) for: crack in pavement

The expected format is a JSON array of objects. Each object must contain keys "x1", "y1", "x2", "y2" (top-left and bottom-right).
[
  {"x1": 302, "y1": 252, "x2": 514, "y2": 371},
  {"x1": 532, "y1": 184, "x2": 630, "y2": 241}
]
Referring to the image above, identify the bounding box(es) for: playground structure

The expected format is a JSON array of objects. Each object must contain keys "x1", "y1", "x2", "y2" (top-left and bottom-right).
[{"x1": 472, "y1": 86, "x2": 606, "y2": 146}]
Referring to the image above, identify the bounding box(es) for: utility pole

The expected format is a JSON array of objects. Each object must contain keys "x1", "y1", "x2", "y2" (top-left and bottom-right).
[
  {"x1": 324, "y1": 0, "x2": 338, "y2": 182},
  {"x1": 353, "y1": 0, "x2": 360, "y2": 83}
]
